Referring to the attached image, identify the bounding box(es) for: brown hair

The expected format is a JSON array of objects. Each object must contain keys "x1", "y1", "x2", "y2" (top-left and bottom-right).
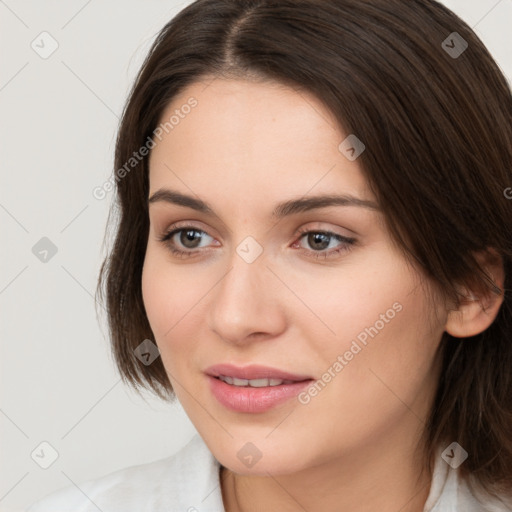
[{"x1": 96, "y1": 0, "x2": 512, "y2": 497}]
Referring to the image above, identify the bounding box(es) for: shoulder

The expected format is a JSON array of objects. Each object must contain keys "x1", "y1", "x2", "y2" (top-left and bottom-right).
[
  {"x1": 25, "y1": 433, "x2": 225, "y2": 512},
  {"x1": 424, "y1": 445, "x2": 512, "y2": 512}
]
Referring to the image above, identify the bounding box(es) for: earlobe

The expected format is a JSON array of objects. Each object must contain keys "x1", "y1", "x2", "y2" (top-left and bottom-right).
[{"x1": 444, "y1": 249, "x2": 505, "y2": 339}]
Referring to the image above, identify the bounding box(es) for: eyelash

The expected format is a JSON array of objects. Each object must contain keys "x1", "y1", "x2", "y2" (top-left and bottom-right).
[{"x1": 157, "y1": 224, "x2": 356, "y2": 260}]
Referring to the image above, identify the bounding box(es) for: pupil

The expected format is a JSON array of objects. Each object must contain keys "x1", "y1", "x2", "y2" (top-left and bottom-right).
[
  {"x1": 181, "y1": 229, "x2": 201, "y2": 248},
  {"x1": 309, "y1": 232, "x2": 329, "y2": 250}
]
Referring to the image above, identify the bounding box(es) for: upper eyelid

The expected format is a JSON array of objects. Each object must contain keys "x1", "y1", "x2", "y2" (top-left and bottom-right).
[
  {"x1": 161, "y1": 221, "x2": 353, "y2": 235},
  {"x1": 161, "y1": 222, "x2": 215, "y2": 239},
  {"x1": 150, "y1": 206, "x2": 365, "y2": 236}
]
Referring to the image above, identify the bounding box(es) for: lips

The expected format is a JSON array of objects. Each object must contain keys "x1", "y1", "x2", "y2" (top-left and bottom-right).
[
  {"x1": 206, "y1": 364, "x2": 315, "y2": 413},
  {"x1": 205, "y1": 363, "x2": 313, "y2": 382}
]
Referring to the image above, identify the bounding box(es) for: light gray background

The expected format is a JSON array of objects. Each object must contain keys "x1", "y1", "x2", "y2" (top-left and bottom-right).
[{"x1": 1, "y1": 1, "x2": 511, "y2": 511}]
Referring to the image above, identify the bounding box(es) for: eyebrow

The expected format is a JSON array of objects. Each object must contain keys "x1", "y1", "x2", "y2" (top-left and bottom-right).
[{"x1": 148, "y1": 188, "x2": 380, "y2": 218}]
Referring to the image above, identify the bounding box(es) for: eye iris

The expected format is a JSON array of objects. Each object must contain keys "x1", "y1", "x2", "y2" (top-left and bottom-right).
[
  {"x1": 308, "y1": 232, "x2": 330, "y2": 250},
  {"x1": 180, "y1": 229, "x2": 202, "y2": 249}
]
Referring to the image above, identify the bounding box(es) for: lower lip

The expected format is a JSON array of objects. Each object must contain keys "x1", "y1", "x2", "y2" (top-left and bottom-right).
[{"x1": 208, "y1": 375, "x2": 313, "y2": 413}]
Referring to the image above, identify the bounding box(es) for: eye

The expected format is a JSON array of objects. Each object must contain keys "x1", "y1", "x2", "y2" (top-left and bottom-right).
[
  {"x1": 157, "y1": 223, "x2": 357, "y2": 260},
  {"x1": 158, "y1": 224, "x2": 216, "y2": 258},
  {"x1": 293, "y1": 228, "x2": 356, "y2": 259}
]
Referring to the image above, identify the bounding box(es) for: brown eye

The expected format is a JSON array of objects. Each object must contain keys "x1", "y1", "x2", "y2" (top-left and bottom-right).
[
  {"x1": 176, "y1": 229, "x2": 203, "y2": 249},
  {"x1": 294, "y1": 229, "x2": 356, "y2": 260},
  {"x1": 158, "y1": 225, "x2": 215, "y2": 257},
  {"x1": 304, "y1": 232, "x2": 332, "y2": 251}
]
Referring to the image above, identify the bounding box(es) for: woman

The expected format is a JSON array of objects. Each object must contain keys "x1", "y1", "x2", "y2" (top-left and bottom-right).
[{"x1": 27, "y1": 0, "x2": 512, "y2": 510}]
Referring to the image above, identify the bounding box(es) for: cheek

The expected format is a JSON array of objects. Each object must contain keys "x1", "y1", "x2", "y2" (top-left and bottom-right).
[
  {"x1": 142, "y1": 249, "x2": 193, "y2": 331},
  {"x1": 141, "y1": 253, "x2": 185, "y2": 354},
  {"x1": 141, "y1": 250, "x2": 211, "y2": 365},
  {"x1": 141, "y1": 254, "x2": 170, "y2": 336},
  {"x1": 290, "y1": 255, "x2": 408, "y2": 355},
  {"x1": 294, "y1": 277, "x2": 443, "y2": 453},
  {"x1": 303, "y1": 253, "x2": 443, "y2": 397}
]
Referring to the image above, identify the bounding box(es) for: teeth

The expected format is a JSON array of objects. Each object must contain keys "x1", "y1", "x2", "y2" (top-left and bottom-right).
[{"x1": 218, "y1": 375, "x2": 292, "y2": 387}]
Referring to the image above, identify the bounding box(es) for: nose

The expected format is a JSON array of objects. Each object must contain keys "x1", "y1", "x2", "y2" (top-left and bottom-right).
[{"x1": 207, "y1": 251, "x2": 287, "y2": 346}]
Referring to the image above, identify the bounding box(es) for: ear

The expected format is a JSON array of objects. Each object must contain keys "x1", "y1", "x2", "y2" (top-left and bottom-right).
[{"x1": 445, "y1": 248, "x2": 505, "y2": 338}]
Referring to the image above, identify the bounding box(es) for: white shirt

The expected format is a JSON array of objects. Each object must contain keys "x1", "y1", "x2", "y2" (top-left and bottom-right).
[{"x1": 26, "y1": 433, "x2": 512, "y2": 511}]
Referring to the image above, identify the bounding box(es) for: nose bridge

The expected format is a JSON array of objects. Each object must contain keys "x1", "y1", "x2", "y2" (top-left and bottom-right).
[
  {"x1": 208, "y1": 242, "x2": 285, "y2": 343},
  {"x1": 222, "y1": 257, "x2": 261, "y2": 308}
]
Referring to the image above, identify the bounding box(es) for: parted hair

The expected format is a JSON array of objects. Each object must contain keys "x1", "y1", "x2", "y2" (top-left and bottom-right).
[{"x1": 96, "y1": 0, "x2": 512, "y2": 498}]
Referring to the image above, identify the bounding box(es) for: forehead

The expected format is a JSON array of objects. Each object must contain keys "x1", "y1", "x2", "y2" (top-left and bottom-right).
[{"x1": 148, "y1": 78, "x2": 373, "y2": 206}]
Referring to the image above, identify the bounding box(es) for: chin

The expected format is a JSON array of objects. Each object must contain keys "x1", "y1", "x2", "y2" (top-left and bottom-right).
[{"x1": 208, "y1": 435, "x2": 317, "y2": 477}]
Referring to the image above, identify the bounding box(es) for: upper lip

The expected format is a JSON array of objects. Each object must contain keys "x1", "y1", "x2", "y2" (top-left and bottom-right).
[{"x1": 205, "y1": 363, "x2": 313, "y2": 382}]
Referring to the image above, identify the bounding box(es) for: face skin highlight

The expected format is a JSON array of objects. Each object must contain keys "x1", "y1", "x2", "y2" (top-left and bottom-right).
[{"x1": 142, "y1": 78, "x2": 452, "y2": 512}]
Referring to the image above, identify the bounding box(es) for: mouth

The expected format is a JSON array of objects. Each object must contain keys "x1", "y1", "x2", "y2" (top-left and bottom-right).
[
  {"x1": 214, "y1": 375, "x2": 299, "y2": 387},
  {"x1": 205, "y1": 363, "x2": 313, "y2": 384},
  {"x1": 205, "y1": 363, "x2": 314, "y2": 413}
]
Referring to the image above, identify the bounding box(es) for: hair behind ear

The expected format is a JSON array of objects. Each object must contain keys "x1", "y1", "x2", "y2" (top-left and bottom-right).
[{"x1": 445, "y1": 248, "x2": 505, "y2": 338}]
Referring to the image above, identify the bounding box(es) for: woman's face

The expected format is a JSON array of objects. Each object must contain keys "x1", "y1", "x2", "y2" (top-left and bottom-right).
[{"x1": 142, "y1": 77, "x2": 447, "y2": 475}]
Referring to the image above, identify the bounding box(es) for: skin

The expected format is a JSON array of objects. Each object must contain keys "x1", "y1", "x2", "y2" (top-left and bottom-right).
[{"x1": 141, "y1": 77, "x2": 504, "y2": 512}]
